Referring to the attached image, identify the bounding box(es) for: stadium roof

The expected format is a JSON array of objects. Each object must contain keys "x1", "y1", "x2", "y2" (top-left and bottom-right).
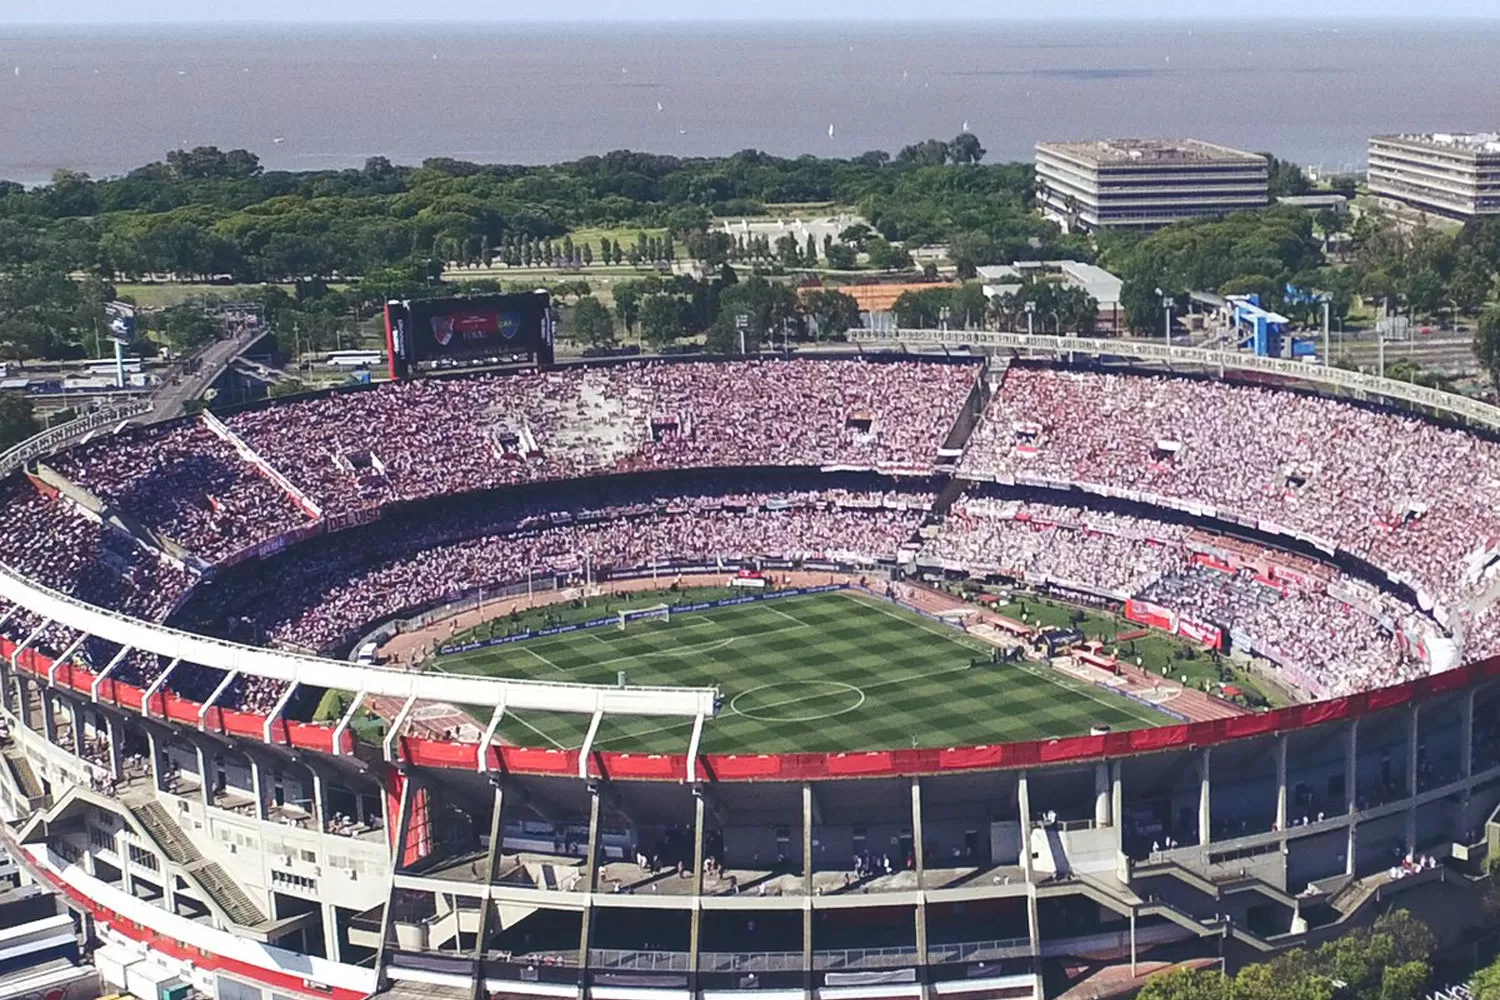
[{"x1": 1036, "y1": 138, "x2": 1266, "y2": 167}]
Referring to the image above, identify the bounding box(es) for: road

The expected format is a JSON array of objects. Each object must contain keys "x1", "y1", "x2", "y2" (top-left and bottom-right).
[{"x1": 144, "y1": 325, "x2": 270, "y2": 423}]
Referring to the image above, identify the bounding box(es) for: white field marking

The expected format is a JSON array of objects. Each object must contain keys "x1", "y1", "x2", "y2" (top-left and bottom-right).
[
  {"x1": 589, "y1": 660, "x2": 976, "y2": 749},
  {"x1": 762, "y1": 604, "x2": 812, "y2": 627},
  {"x1": 1012, "y1": 659, "x2": 1168, "y2": 725},
  {"x1": 507, "y1": 711, "x2": 568, "y2": 750},
  {"x1": 837, "y1": 591, "x2": 989, "y2": 652},
  {"x1": 521, "y1": 646, "x2": 566, "y2": 674}
]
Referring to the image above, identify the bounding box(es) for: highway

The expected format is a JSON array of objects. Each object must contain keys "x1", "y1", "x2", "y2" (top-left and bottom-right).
[{"x1": 143, "y1": 324, "x2": 270, "y2": 423}]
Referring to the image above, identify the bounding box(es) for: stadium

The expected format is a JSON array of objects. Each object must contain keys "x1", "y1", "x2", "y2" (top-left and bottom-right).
[{"x1": 2, "y1": 309, "x2": 1500, "y2": 1000}]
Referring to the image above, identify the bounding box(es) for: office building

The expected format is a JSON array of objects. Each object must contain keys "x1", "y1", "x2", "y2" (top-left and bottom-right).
[
  {"x1": 1035, "y1": 138, "x2": 1269, "y2": 231},
  {"x1": 1368, "y1": 133, "x2": 1500, "y2": 219}
]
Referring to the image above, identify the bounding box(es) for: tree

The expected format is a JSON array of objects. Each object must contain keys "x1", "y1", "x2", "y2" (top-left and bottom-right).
[
  {"x1": 685, "y1": 231, "x2": 735, "y2": 267},
  {"x1": 825, "y1": 244, "x2": 857, "y2": 270},
  {"x1": 0, "y1": 392, "x2": 39, "y2": 450},
  {"x1": 949, "y1": 282, "x2": 988, "y2": 330},
  {"x1": 155, "y1": 304, "x2": 219, "y2": 354},
  {"x1": 805, "y1": 233, "x2": 818, "y2": 265},
  {"x1": 891, "y1": 288, "x2": 948, "y2": 328},
  {"x1": 267, "y1": 378, "x2": 309, "y2": 398},
  {"x1": 950, "y1": 132, "x2": 986, "y2": 165},
  {"x1": 801, "y1": 289, "x2": 860, "y2": 339},
  {"x1": 865, "y1": 237, "x2": 913, "y2": 271},
  {"x1": 896, "y1": 138, "x2": 951, "y2": 167},
  {"x1": 1136, "y1": 967, "x2": 1227, "y2": 1000},
  {"x1": 1475, "y1": 306, "x2": 1500, "y2": 396},
  {"x1": 1473, "y1": 954, "x2": 1500, "y2": 1000},
  {"x1": 569, "y1": 295, "x2": 615, "y2": 347},
  {"x1": 638, "y1": 293, "x2": 686, "y2": 349},
  {"x1": 1263, "y1": 154, "x2": 1311, "y2": 197}
]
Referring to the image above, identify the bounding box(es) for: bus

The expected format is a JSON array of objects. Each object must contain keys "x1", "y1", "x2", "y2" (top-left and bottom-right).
[{"x1": 326, "y1": 350, "x2": 385, "y2": 370}]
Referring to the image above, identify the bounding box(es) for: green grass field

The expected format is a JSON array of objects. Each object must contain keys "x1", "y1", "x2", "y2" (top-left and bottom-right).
[{"x1": 433, "y1": 589, "x2": 1171, "y2": 754}]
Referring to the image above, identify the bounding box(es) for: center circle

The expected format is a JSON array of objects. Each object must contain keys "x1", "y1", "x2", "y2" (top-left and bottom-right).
[{"x1": 729, "y1": 681, "x2": 867, "y2": 723}]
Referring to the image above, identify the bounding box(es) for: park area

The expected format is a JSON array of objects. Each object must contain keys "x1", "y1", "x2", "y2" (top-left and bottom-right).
[{"x1": 431, "y1": 587, "x2": 1170, "y2": 755}]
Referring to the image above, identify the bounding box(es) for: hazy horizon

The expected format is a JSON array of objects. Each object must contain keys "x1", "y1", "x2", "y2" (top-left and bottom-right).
[{"x1": 3, "y1": 0, "x2": 1498, "y2": 25}]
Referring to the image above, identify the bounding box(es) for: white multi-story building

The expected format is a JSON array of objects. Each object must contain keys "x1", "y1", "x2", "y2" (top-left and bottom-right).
[
  {"x1": 1035, "y1": 139, "x2": 1269, "y2": 231},
  {"x1": 1368, "y1": 133, "x2": 1500, "y2": 219}
]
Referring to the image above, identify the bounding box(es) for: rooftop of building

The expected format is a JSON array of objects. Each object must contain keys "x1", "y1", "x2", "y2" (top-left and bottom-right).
[
  {"x1": 1036, "y1": 138, "x2": 1266, "y2": 167},
  {"x1": 976, "y1": 261, "x2": 1124, "y2": 305},
  {"x1": 1373, "y1": 132, "x2": 1500, "y2": 155}
]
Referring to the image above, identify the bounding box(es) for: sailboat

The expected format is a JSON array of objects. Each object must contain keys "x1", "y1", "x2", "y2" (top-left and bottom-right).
[
  {"x1": 828, "y1": 124, "x2": 836, "y2": 138},
  {"x1": 656, "y1": 101, "x2": 663, "y2": 112}
]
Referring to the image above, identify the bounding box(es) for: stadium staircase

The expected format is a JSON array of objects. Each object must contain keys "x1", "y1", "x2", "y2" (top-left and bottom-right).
[
  {"x1": 129, "y1": 800, "x2": 269, "y2": 928},
  {"x1": 1058, "y1": 872, "x2": 1278, "y2": 952},
  {"x1": 0, "y1": 745, "x2": 47, "y2": 810},
  {"x1": 28, "y1": 461, "x2": 208, "y2": 574}
]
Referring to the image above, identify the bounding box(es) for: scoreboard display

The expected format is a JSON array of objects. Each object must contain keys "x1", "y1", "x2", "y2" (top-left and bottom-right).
[{"x1": 384, "y1": 291, "x2": 554, "y2": 379}]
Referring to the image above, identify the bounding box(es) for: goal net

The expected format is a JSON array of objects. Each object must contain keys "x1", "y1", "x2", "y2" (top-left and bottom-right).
[{"x1": 619, "y1": 604, "x2": 671, "y2": 630}]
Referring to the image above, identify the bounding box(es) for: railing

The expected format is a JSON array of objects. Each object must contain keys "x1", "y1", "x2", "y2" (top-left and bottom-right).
[
  {"x1": 0, "y1": 401, "x2": 152, "y2": 479},
  {"x1": 850, "y1": 329, "x2": 1500, "y2": 433},
  {"x1": 927, "y1": 936, "x2": 1032, "y2": 964},
  {"x1": 0, "y1": 561, "x2": 718, "y2": 718}
]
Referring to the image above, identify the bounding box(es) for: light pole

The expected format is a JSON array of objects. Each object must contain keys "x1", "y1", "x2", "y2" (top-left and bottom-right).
[
  {"x1": 1156, "y1": 288, "x2": 1174, "y2": 345},
  {"x1": 735, "y1": 313, "x2": 750, "y2": 356},
  {"x1": 1024, "y1": 301, "x2": 1036, "y2": 337},
  {"x1": 1321, "y1": 298, "x2": 1330, "y2": 365}
]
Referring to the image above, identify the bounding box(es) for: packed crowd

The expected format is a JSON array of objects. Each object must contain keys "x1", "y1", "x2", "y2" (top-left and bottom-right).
[
  {"x1": 222, "y1": 360, "x2": 974, "y2": 517},
  {"x1": 960, "y1": 367, "x2": 1500, "y2": 613},
  {"x1": 49, "y1": 422, "x2": 310, "y2": 563},
  {"x1": 184, "y1": 490, "x2": 925, "y2": 652},
  {"x1": 923, "y1": 496, "x2": 1429, "y2": 698},
  {"x1": 1137, "y1": 565, "x2": 1425, "y2": 698},
  {"x1": 924, "y1": 499, "x2": 1191, "y2": 596}
]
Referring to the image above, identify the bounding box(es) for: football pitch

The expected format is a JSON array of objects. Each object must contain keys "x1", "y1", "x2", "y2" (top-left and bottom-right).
[{"x1": 433, "y1": 590, "x2": 1172, "y2": 754}]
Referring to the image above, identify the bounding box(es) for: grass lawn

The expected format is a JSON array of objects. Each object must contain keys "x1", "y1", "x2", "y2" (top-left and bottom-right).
[
  {"x1": 115, "y1": 282, "x2": 300, "y2": 308},
  {"x1": 431, "y1": 589, "x2": 1170, "y2": 754},
  {"x1": 1001, "y1": 593, "x2": 1281, "y2": 707}
]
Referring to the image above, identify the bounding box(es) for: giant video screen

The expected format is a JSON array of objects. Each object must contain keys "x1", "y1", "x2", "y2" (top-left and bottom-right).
[{"x1": 386, "y1": 291, "x2": 553, "y2": 378}]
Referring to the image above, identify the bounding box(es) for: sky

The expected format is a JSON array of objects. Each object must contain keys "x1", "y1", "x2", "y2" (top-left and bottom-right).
[{"x1": 1, "y1": 0, "x2": 1493, "y2": 24}]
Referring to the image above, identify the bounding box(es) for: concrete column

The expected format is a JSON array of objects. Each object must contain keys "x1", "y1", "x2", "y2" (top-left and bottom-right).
[
  {"x1": 1345, "y1": 719, "x2": 1359, "y2": 877},
  {"x1": 12, "y1": 676, "x2": 29, "y2": 730},
  {"x1": 194, "y1": 743, "x2": 212, "y2": 807},
  {"x1": 373, "y1": 773, "x2": 416, "y2": 991},
  {"x1": 470, "y1": 780, "x2": 505, "y2": 1000},
  {"x1": 1276, "y1": 733, "x2": 1289, "y2": 834},
  {"x1": 910, "y1": 777, "x2": 926, "y2": 885},
  {"x1": 323, "y1": 902, "x2": 343, "y2": 964},
  {"x1": 70, "y1": 701, "x2": 85, "y2": 758},
  {"x1": 688, "y1": 790, "x2": 706, "y2": 992},
  {"x1": 146, "y1": 729, "x2": 161, "y2": 792},
  {"x1": 41, "y1": 688, "x2": 57, "y2": 744},
  {"x1": 801, "y1": 782, "x2": 814, "y2": 987},
  {"x1": 249, "y1": 755, "x2": 268, "y2": 821},
  {"x1": 1128, "y1": 909, "x2": 1137, "y2": 977},
  {"x1": 1094, "y1": 762, "x2": 1111, "y2": 828},
  {"x1": 1017, "y1": 771, "x2": 1034, "y2": 882},
  {"x1": 1405, "y1": 705, "x2": 1420, "y2": 854},
  {"x1": 1198, "y1": 748, "x2": 1212, "y2": 847},
  {"x1": 1345, "y1": 718, "x2": 1359, "y2": 814},
  {"x1": 577, "y1": 785, "x2": 603, "y2": 995},
  {"x1": 310, "y1": 769, "x2": 328, "y2": 832},
  {"x1": 1407, "y1": 704, "x2": 1420, "y2": 797},
  {"x1": 910, "y1": 777, "x2": 930, "y2": 996},
  {"x1": 1462, "y1": 688, "x2": 1476, "y2": 781},
  {"x1": 106, "y1": 713, "x2": 123, "y2": 780},
  {"x1": 1112, "y1": 762, "x2": 1127, "y2": 882},
  {"x1": 1289, "y1": 898, "x2": 1308, "y2": 935}
]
